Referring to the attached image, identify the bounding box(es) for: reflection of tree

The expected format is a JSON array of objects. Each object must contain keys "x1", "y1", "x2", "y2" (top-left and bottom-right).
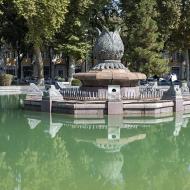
[
  {"x1": 122, "y1": 121, "x2": 190, "y2": 190},
  {"x1": 0, "y1": 95, "x2": 23, "y2": 110},
  {"x1": 14, "y1": 137, "x2": 75, "y2": 190},
  {"x1": 2, "y1": 102, "x2": 190, "y2": 190},
  {"x1": 0, "y1": 113, "x2": 76, "y2": 190},
  {"x1": 0, "y1": 153, "x2": 15, "y2": 190}
]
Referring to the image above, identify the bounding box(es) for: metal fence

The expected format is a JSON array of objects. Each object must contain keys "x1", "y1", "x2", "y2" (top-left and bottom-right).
[{"x1": 61, "y1": 86, "x2": 165, "y2": 101}]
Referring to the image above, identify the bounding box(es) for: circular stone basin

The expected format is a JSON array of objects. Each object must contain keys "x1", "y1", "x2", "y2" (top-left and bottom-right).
[{"x1": 74, "y1": 69, "x2": 146, "y2": 87}]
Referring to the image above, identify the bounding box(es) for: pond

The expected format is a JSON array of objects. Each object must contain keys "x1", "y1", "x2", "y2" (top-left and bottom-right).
[{"x1": 0, "y1": 95, "x2": 190, "y2": 190}]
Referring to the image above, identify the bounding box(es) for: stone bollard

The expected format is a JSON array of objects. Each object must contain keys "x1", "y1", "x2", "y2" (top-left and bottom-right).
[
  {"x1": 107, "y1": 85, "x2": 123, "y2": 115},
  {"x1": 172, "y1": 85, "x2": 184, "y2": 112},
  {"x1": 41, "y1": 85, "x2": 63, "y2": 113},
  {"x1": 162, "y1": 84, "x2": 184, "y2": 112}
]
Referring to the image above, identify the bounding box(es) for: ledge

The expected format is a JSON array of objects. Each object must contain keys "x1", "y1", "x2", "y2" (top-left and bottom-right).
[{"x1": 123, "y1": 101, "x2": 174, "y2": 109}]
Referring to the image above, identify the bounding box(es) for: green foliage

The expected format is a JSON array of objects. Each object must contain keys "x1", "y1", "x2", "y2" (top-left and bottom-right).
[
  {"x1": 55, "y1": 76, "x2": 65, "y2": 82},
  {"x1": 140, "y1": 56, "x2": 169, "y2": 76},
  {"x1": 166, "y1": 0, "x2": 190, "y2": 51},
  {"x1": 156, "y1": 0, "x2": 181, "y2": 42},
  {"x1": 13, "y1": 0, "x2": 70, "y2": 47},
  {"x1": 121, "y1": 0, "x2": 169, "y2": 76},
  {"x1": 1, "y1": 0, "x2": 190, "y2": 78},
  {"x1": 12, "y1": 0, "x2": 69, "y2": 83},
  {"x1": 55, "y1": 0, "x2": 94, "y2": 59},
  {"x1": 0, "y1": 74, "x2": 13, "y2": 86},
  {"x1": 91, "y1": 0, "x2": 123, "y2": 32},
  {"x1": 71, "y1": 79, "x2": 82, "y2": 86},
  {"x1": 0, "y1": 1, "x2": 29, "y2": 80},
  {"x1": 0, "y1": 2, "x2": 28, "y2": 48}
]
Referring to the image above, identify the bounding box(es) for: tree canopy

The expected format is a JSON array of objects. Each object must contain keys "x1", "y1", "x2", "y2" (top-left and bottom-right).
[{"x1": 0, "y1": 0, "x2": 190, "y2": 78}]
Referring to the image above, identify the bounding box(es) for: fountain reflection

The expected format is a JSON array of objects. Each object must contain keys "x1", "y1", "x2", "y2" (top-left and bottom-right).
[
  {"x1": 26, "y1": 112, "x2": 185, "y2": 138},
  {"x1": 1, "y1": 109, "x2": 190, "y2": 189},
  {"x1": 25, "y1": 112, "x2": 175, "y2": 137},
  {"x1": 26, "y1": 112, "x2": 189, "y2": 188},
  {"x1": 173, "y1": 113, "x2": 190, "y2": 136},
  {"x1": 75, "y1": 115, "x2": 146, "y2": 153}
]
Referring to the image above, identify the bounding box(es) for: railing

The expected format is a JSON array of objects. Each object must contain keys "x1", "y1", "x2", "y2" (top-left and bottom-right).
[
  {"x1": 61, "y1": 88, "x2": 104, "y2": 101},
  {"x1": 139, "y1": 87, "x2": 164, "y2": 100},
  {"x1": 61, "y1": 86, "x2": 165, "y2": 101}
]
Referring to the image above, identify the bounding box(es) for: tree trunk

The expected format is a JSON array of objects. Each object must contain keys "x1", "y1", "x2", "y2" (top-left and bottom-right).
[
  {"x1": 17, "y1": 50, "x2": 25, "y2": 82},
  {"x1": 17, "y1": 50, "x2": 21, "y2": 81},
  {"x1": 49, "y1": 47, "x2": 54, "y2": 83},
  {"x1": 34, "y1": 46, "x2": 44, "y2": 85},
  {"x1": 68, "y1": 55, "x2": 75, "y2": 82},
  {"x1": 185, "y1": 49, "x2": 190, "y2": 85}
]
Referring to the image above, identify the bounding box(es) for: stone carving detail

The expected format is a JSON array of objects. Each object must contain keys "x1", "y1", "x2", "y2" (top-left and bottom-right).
[
  {"x1": 181, "y1": 82, "x2": 190, "y2": 96},
  {"x1": 93, "y1": 61, "x2": 125, "y2": 70},
  {"x1": 27, "y1": 83, "x2": 43, "y2": 96},
  {"x1": 92, "y1": 27, "x2": 125, "y2": 70},
  {"x1": 43, "y1": 85, "x2": 63, "y2": 100},
  {"x1": 162, "y1": 84, "x2": 183, "y2": 100}
]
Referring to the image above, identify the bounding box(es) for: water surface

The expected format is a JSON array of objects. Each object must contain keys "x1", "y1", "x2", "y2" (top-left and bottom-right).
[{"x1": 0, "y1": 95, "x2": 190, "y2": 190}]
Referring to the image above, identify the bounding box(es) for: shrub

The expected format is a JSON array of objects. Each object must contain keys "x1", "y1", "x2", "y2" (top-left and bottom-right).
[
  {"x1": 71, "y1": 79, "x2": 82, "y2": 86},
  {"x1": 55, "y1": 76, "x2": 65, "y2": 82},
  {"x1": 0, "y1": 74, "x2": 13, "y2": 86}
]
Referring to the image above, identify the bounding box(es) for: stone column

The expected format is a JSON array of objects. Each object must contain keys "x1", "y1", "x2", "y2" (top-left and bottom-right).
[
  {"x1": 162, "y1": 84, "x2": 184, "y2": 112},
  {"x1": 41, "y1": 85, "x2": 63, "y2": 112},
  {"x1": 172, "y1": 85, "x2": 184, "y2": 112},
  {"x1": 107, "y1": 85, "x2": 123, "y2": 115}
]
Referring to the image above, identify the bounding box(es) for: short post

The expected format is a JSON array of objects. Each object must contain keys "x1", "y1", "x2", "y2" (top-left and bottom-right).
[
  {"x1": 162, "y1": 84, "x2": 184, "y2": 112},
  {"x1": 107, "y1": 85, "x2": 123, "y2": 115},
  {"x1": 41, "y1": 85, "x2": 63, "y2": 112},
  {"x1": 41, "y1": 95, "x2": 52, "y2": 112},
  {"x1": 172, "y1": 85, "x2": 184, "y2": 112}
]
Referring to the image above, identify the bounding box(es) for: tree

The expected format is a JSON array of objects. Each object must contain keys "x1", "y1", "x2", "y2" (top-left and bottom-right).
[
  {"x1": 121, "y1": 0, "x2": 169, "y2": 76},
  {"x1": 14, "y1": 0, "x2": 69, "y2": 85},
  {"x1": 55, "y1": 0, "x2": 110, "y2": 81},
  {"x1": 55, "y1": 0, "x2": 93, "y2": 81},
  {"x1": 156, "y1": 0, "x2": 181, "y2": 46},
  {"x1": 160, "y1": 0, "x2": 190, "y2": 82},
  {"x1": 0, "y1": 0, "x2": 28, "y2": 80},
  {"x1": 91, "y1": 0, "x2": 123, "y2": 31}
]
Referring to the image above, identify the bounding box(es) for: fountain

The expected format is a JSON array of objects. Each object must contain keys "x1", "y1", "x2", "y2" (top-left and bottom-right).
[
  {"x1": 24, "y1": 27, "x2": 190, "y2": 117},
  {"x1": 74, "y1": 27, "x2": 146, "y2": 88}
]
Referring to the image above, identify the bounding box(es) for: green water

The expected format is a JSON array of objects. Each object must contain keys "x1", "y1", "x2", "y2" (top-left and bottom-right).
[{"x1": 0, "y1": 96, "x2": 190, "y2": 190}]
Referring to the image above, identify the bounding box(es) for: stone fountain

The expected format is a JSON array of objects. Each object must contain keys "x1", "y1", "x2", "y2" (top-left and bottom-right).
[
  {"x1": 25, "y1": 27, "x2": 190, "y2": 117},
  {"x1": 74, "y1": 27, "x2": 146, "y2": 89}
]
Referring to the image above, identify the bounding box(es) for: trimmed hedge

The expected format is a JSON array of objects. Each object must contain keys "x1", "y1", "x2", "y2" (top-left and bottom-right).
[
  {"x1": 0, "y1": 74, "x2": 13, "y2": 86},
  {"x1": 71, "y1": 79, "x2": 82, "y2": 86}
]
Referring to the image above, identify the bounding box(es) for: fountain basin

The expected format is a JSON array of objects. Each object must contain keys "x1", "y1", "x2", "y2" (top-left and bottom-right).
[{"x1": 74, "y1": 69, "x2": 146, "y2": 87}]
